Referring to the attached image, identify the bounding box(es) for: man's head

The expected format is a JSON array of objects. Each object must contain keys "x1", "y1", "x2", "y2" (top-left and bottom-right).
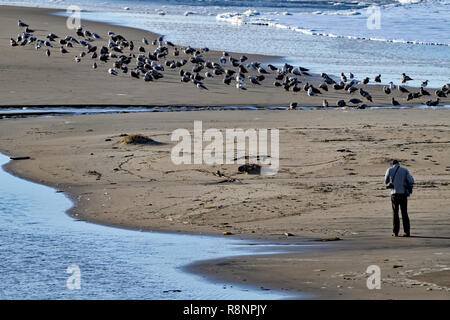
[{"x1": 392, "y1": 159, "x2": 399, "y2": 166}]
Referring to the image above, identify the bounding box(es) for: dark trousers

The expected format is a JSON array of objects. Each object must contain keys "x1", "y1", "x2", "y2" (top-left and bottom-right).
[{"x1": 391, "y1": 194, "x2": 410, "y2": 235}]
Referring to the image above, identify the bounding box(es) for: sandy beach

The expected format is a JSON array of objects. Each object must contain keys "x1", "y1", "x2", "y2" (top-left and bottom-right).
[{"x1": 1, "y1": 5, "x2": 450, "y2": 299}]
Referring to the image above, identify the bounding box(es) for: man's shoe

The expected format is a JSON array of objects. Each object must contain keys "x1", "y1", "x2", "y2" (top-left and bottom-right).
[
  {"x1": 392, "y1": 233, "x2": 398, "y2": 237},
  {"x1": 402, "y1": 233, "x2": 410, "y2": 237}
]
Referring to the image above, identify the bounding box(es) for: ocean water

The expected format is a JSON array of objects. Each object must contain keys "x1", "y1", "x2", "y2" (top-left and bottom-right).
[
  {"x1": 0, "y1": 153, "x2": 315, "y2": 299},
  {"x1": 2, "y1": 0, "x2": 450, "y2": 88}
]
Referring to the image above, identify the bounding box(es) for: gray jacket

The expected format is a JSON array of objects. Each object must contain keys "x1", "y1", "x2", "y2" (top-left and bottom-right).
[{"x1": 384, "y1": 164, "x2": 414, "y2": 195}]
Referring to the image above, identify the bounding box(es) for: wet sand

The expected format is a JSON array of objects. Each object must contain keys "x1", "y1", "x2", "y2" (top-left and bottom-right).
[
  {"x1": 1, "y1": 109, "x2": 450, "y2": 299},
  {"x1": 1, "y1": 5, "x2": 450, "y2": 299}
]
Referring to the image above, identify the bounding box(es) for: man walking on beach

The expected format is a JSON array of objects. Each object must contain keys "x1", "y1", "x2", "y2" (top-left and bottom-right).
[{"x1": 384, "y1": 160, "x2": 414, "y2": 237}]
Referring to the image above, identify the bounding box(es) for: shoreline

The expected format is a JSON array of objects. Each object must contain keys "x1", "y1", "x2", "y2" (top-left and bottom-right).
[{"x1": 1, "y1": 5, "x2": 450, "y2": 299}]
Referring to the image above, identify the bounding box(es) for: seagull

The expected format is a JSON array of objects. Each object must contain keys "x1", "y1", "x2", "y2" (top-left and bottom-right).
[
  {"x1": 420, "y1": 87, "x2": 430, "y2": 96},
  {"x1": 18, "y1": 20, "x2": 28, "y2": 27},
  {"x1": 383, "y1": 86, "x2": 391, "y2": 94},
  {"x1": 421, "y1": 80, "x2": 428, "y2": 88},
  {"x1": 307, "y1": 87, "x2": 316, "y2": 96},
  {"x1": 60, "y1": 47, "x2": 68, "y2": 54},
  {"x1": 236, "y1": 81, "x2": 247, "y2": 90},
  {"x1": 402, "y1": 73, "x2": 413, "y2": 83},
  {"x1": 392, "y1": 98, "x2": 400, "y2": 106},
  {"x1": 348, "y1": 86, "x2": 358, "y2": 94},
  {"x1": 196, "y1": 83, "x2": 208, "y2": 90},
  {"x1": 10, "y1": 38, "x2": 18, "y2": 47},
  {"x1": 435, "y1": 90, "x2": 447, "y2": 98},
  {"x1": 258, "y1": 67, "x2": 268, "y2": 74},
  {"x1": 426, "y1": 98, "x2": 440, "y2": 106},
  {"x1": 341, "y1": 73, "x2": 347, "y2": 83},
  {"x1": 289, "y1": 102, "x2": 298, "y2": 110},
  {"x1": 374, "y1": 74, "x2": 381, "y2": 83},
  {"x1": 92, "y1": 62, "x2": 97, "y2": 69},
  {"x1": 398, "y1": 85, "x2": 409, "y2": 93},
  {"x1": 45, "y1": 49, "x2": 50, "y2": 57},
  {"x1": 362, "y1": 77, "x2": 370, "y2": 85},
  {"x1": 319, "y1": 83, "x2": 328, "y2": 91},
  {"x1": 337, "y1": 100, "x2": 346, "y2": 107},
  {"x1": 248, "y1": 76, "x2": 261, "y2": 85},
  {"x1": 108, "y1": 68, "x2": 118, "y2": 76},
  {"x1": 349, "y1": 98, "x2": 363, "y2": 104},
  {"x1": 389, "y1": 81, "x2": 396, "y2": 90}
]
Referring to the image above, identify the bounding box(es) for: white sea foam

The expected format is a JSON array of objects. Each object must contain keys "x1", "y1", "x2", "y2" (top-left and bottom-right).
[{"x1": 216, "y1": 0, "x2": 450, "y2": 46}]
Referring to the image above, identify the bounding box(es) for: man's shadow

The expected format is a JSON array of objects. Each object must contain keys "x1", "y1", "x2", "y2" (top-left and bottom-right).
[{"x1": 409, "y1": 235, "x2": 450, "y2": 240}]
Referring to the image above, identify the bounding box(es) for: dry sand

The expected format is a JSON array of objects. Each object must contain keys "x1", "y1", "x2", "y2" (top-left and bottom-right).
[
  {"x1": 1, "y1": 109, "x2": 450, "y2": 299},
  {"x1": 0, "y1": 5, "x2": 449, "y2": 299}
]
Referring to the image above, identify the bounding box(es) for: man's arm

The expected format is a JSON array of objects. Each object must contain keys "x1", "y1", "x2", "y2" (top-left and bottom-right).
[
  {"x1": 384, "y1": 168, "x2": 390, "y2": 184},
  {"x1": 406, "y1": 170, "x2": 414, "y2": 186}
]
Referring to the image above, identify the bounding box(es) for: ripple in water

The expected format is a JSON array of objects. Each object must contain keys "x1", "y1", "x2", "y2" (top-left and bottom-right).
[{"x1": 0, "y1": 153, "x2": 312, "y2": 299}]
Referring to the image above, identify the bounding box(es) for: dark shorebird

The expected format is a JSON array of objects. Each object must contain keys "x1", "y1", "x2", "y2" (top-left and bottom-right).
[
  {"x1": 349, "y1": 98, "x2": 363, "y2": 105},
  {"x1": 362, "y1": 77, "x2": 370, "y2": 85},
  {"x1": 374, "y1": 74, "x2": 381, "y2": 83},
  {"x1": 196, "y1": 82, "x2": 208, "y2": 90},
  {"x1": 341, "y1": 73, "x2": 347, "y2": 83},
  {"x1": 319, "y1": 83, "x2": 328, "y2": 91},
  {"x1": 398, "y1": 85, "x2": 409, "y2": 93},
  {"x1": 435, "y1": 90, "x2": 447, "y2": 98},
  {"x1": 289, "y1": 102, "x2": 298, "y2": 110},
  {"x1": 402, "y1": 73, "x2": 413, "y2": 83},
  {"x1": 359, "y1": 88, "x2": 373, "y2": 102},
  {"x1": 392, "y1": 98, "x2": 400, "y2": 106},
  {"x1": 420, "y1": 87, "x2": 430, "y2": 96},
  {"x1": 60, "y1": 47, "x2": 68, "y2": 54},
  {"x1": 322, "y1": 99, "x2": 329, "y2": 108},
  {"x1": 348, "y1": 86, "x2": 358, "y2": 94},
  {"x1": 108, "y1": 68, "x2": 118, "y2": 76},
  {"x1": 45, "y1": 49, "x2": 50, "y2": 57},
  {"x1": 426, "y1": 98, "x2": 440, "y2": 106},
  {"x1": 333, "y1": 83, "x2": 344, "y2": 90},
  {"x1": 18, "y1": 20, "x2": 28, "y2": 27},
  {"x1": 421, "y1": 80, "x2": 428, "y2": 88},
  {"x1": 383, "y1": 86, "x2": 391, "y2": 94},
  {"x1": 337, "y1": 100, "x2": 346, "y2": 107}
]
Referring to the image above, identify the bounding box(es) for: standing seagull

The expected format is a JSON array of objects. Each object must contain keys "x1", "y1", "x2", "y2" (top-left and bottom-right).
[
  {"x1": 45, "y1": 49, "x2": 51, "y2": 57},
  {"x1": 108, "y1": 68, "x2": 118, "y2": 76},
  {"x1": 18, "y1": 20, "x2": 28, "y2": 27},
  {"x1": 421, "y1": 80, "x2": 428, "y2": 88},
  {"x1": 392, "y1": 98, "x2": 400, "y2": 106},
  {"x1": 402, "y1": 73, "x2": 413, "y2": 83}
]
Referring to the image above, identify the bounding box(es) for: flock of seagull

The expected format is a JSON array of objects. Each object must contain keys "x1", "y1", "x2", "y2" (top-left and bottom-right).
[{"x1": 10, "y1": 19, "x2": 449, "y2": 108}]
